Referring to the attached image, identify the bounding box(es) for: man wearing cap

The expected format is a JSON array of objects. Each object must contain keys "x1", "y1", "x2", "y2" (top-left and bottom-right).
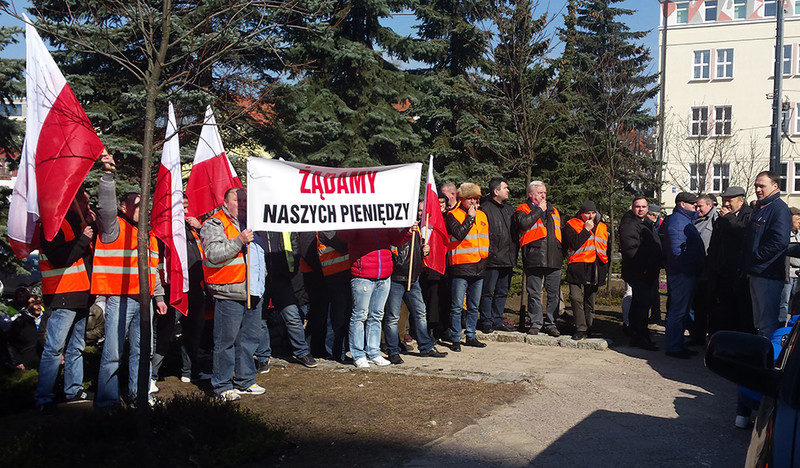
[
  {"x1": 563, "y1": 201, "x2": 609, "y2": 340},
  {"x1": 619, "y1": 196, "x2": 662, "y2": 350},
  {"x1": 659, "y1": 192, "x2": 705, "y2": 358},
  {"x1": 445, "y1": 182, "x2": 489, "y2": 351},
  {"x1": 706, "y1": 185, "x2": 754, "y2": 333},
  {"x1": 743, "y1": 171, "x2": 791, "y2": 338},
  {"x1": 690, "y1": 194, "x2": 719, "y2": 345},
  {"x1": 515, "y1": 181, "x2": 564, "y2": 337}
]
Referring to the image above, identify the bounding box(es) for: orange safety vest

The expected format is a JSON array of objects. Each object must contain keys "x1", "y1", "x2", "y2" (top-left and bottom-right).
[
  {"x1": 201, "y1": 210, "x2": 246, "y2": 285},
  {"x1": 91, "y1": 217, "x2": 158, "y2": 296},
  {"x1": 40, "y1": 218, "x2": 91, "y2": 295},
  {"x1": 317, "y1": 236, "x2": 350, "y2": 276},
  {"x1": 516, "y1": 203, "x2": 561, "y2": 246},
  {"x1": 447, "y1": 206, "x2": 490, "y2": 266},
  {"x1": 566, "y1": 218, "x2": 608, "y2": 264}
]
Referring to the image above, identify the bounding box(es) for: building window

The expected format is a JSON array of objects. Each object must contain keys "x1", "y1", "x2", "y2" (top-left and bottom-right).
[
  {"x1": 780, "y1": 162, "x2": 789, "y2": 192},
  {"x1": 765, "y1": 0, "x2": 778, "y2": 17},
  {"x1": 690, "y1": 163, "x2": 707, "y2": 192},
  {"x1": 691, "y1": 106, "x2": 709, "y2": 137},
  {"x1": 0, "y1": 103, "x2": 22, "y2": 117},
  {"x1": 796, "y1": 0, "x2": 800, "y2": 15},
  {"x1": 676, "y1": 2, "x2": 689, "y2": 23},
  {"x1": 793, "y1": 163, "x2": 800, "y2": 193},
  {"x1": 776, "y1": 45, "x2": 793, "y2": 76},
  {"x1": 734, "y1": 0, "x2": 747, "y2": 19},
  {"x1": 705, "y1": 0, "x2": 718, "y2": 21},
  {"x1": 693, "y1": 50, "x2": 710, "y2": 79},
  {"x1": 712, "y1": 163, "x2": 730, "y2": 192},
  {"x1": 714, "y1": 105, "x2": 732, "y2": 136},
  {"x1": 716, "y1": 48, "x2": 734, "y2": 79},
  {"x1": 795, "y1": 103, "x2": 800, "y2": 134}
]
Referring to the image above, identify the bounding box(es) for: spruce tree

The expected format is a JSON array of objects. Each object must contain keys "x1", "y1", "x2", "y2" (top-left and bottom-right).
[{"x1": 0, "y1": 13, "x2": 23, "y2": 155}]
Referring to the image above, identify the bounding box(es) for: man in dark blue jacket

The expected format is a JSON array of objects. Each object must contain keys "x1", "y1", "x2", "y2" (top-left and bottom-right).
[
  {"x1": 660, "y1": 192, "x2": 705, "y2": 358},
  {"x1": 743, "y1": 171, "x2": 791, "y2": 338}
]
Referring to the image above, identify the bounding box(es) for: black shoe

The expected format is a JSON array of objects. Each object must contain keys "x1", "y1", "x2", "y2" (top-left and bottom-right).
[
  {"x1": 572, "y1": 331, "x2": 588, "y2": 341},
  {"x1": 465, "y1": 338, "x2": 487, "y2": 348},
  {"x1": 527, "y1": 328, "x2": 540, "y2": 335},
  {"x1": 495, "y1": 324, "x2": 515, "y2": 333},
  {"x1": 478, "y1": 325, "x2": 494, "y2": 334},
  {"x1": 450, "y1": 342, "x2": 462, "y2": 352},
  {"x1": 631, "y1": 338, "x2": 659, "y2": 351},
  {"x1": 388, "y1": 353, "x2": 404, "y2": 365},
  {"x1": 420, "y1": 347, "x2": 448, "y2": 358},
  {"x1": 295, "y1": 354, "x2": 318, "y2": 368},
  {"x1": 545, "y1": 327, "x2": 561, "y2": 337},
  {"x1": 257, "y1": 359, "x2": 271, "y2": 374},
  {"x1": 66, "y1": 388, "x2": 93, "y2": 404},
  {"x1": 666, "y1": 349, "x2": 695, "y2": 359}
]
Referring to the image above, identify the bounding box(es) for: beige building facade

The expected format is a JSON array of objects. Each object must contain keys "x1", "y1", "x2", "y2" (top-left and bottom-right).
[{"x1": 659, "y1": 0, "x2": 800, "y2": 208}]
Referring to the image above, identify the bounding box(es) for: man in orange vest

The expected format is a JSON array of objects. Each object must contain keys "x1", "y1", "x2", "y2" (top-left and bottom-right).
[
  {"x1": 563, "y1": 201, "x2": 609, "y2": 340},
  {"x1": 445, "y1": 182, "x2": 490, "y2": 352},
  {"x1": 34, "y1": 186, "x2": 96, "y2": 412},
  {"x1": 317, "y1": 231, "x2": 352, "y2": 362},
  {"x1": 514, "y1": 180, "x2": 563, "y2": 337},
  {"x1": 94, "y1": 153, "x2": 167, "y2": 409},
  {"x1": 201, "y1": 188, "x2": 265, "y2": 401}
]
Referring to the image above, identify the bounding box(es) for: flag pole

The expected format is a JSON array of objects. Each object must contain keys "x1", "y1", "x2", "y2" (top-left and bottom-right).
[
  {"x1": 71, "y1": 198, "x2": 87, "y2": 226},
  {"x1": 246, "y1": 243, "x2": 251, "y2": 309},
  {"x1": 407, "y1": 227, "x2": 416, "y2": 291}
]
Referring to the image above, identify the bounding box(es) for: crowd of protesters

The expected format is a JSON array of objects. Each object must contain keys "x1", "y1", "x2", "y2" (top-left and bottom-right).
[{"x1": 3, "y1": 154, "x2": 796, "y2": 413}]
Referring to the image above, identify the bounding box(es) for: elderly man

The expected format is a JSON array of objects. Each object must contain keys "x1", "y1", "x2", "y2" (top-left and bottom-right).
[
  {"x1": 201, "y1": 188, "x2": 265, "y2": 401},
  {"x1": 660, "y1": 192, "x2": 705, "y2": 358},
  {"x1": 514, "y1": 181, "x2": 563, "y2": 337},
  {"x1": 743, "y1": 171, "x2": 791, "y2": 338},
  {"x1": 706, "y1": 186, "x2": 754, "y2": 334},
  {"x1": 446, "y1": 182, "x2": 489, "y2": 351},
  {"x1": 619, "y1": 196, "x2": 662, "y2": 350},
  {"x1": 563, "y1": 201, "x2": 608, "y2": 340},
  {"x1": 478, "y1": 177, "x2": 516, "y2": 334},
  {"x1": 690, "y1": 194, "x2": 719, "y2": 346}
]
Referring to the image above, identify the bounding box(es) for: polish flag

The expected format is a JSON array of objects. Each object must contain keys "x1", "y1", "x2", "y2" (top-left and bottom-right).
[
  {"x1": 185, "y1": 106, "x2": 242, "y2": 218},
  {"x1": 152, "y1": 103, "x2": 189, "y2": 315},
  {"x1": 420, "y1": 155, "x2": 447, "y2": 275},
  {"x1": 8, "y1": 15, "x2": 105, "y2": 258}
]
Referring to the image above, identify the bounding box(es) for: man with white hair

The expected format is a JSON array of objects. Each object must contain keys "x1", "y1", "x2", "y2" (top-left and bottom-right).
[{"x1": 514, "y1": 181, "x2": 563, "y2": 337}]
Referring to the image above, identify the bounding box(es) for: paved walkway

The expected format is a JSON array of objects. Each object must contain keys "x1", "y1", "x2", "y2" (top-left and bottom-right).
[{"x1": 313, "y1": 331, "x2": 751, "y2": 467}]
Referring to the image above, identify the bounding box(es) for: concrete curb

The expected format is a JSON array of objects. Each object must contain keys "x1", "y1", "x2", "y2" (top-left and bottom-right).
[{"x1": 476, "y1": 330, "x2": 610, "y2": 351}]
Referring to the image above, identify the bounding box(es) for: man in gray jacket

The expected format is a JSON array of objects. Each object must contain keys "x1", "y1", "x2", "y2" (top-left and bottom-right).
[{"x1": 201, "y1": 188, "x2": 265, "y2": 401}]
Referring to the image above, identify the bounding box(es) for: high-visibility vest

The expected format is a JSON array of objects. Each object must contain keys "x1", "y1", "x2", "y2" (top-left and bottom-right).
[
  {"x1": 91, "y1": 216, "x2": 158, "y2": 295},
  {"x1": 447, "y1": 206, "x2": 490, "y2": 265},
  {"x1": 566, "y1": 218, "x2": 609, "y2": 264},
  {"x1": 201, "y1": 210, "x2": 246, "y2": 285},
  {"x1": 40, "y1": 218, "x2": 91, "y2": 295},
  {"x1": 317, "y1": 236, "x2": 350, "y2": 276},
  {"x1": 516, "y1": 203, "x2": 561, "y2": 246}
]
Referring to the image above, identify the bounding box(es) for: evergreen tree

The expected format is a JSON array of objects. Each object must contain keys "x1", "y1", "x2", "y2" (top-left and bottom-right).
[{"x1": 0, "y1": 9, "x2": 23, "y2": 155}]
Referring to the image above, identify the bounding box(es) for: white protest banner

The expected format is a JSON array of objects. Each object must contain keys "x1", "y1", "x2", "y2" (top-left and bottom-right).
[{"x1": 247, "y1": 158, "x2": 422, "y2": 232}]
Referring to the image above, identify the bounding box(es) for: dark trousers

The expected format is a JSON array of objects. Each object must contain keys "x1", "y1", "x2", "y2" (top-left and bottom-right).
[
  {"x1": 325, "y1": 272, "x2": 352, "y2": 361},
  {"x1": 303, "y1": 271, "x2": 330, "y2": 358},
  {"x1": 710, "y1": 276, "x2": 755, "y2": 335},
  {"x1": 479, "y1": 267, "x2": 512, "y2": 328},
  {"x1": 526, "y1": 267, "x2": 561, "y2": 331},
  {"x1": 569, "y1": 283, "x2": 598, "y2": 332},
  {"x1": 629, "y1": 278, "x2": 656, "y2": 343}
]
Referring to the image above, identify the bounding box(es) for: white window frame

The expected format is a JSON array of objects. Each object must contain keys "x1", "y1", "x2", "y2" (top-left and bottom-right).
[
  {"x1": 676, "y1": 2, "x2": 689, "y2": 23},
  {"x1": 792, "y1": 162, "x2": 800, "y2": 193},
  {"x1": 693, "y1": 50, "x2": 711, "y2": 80},
  {"x1": 690, "y1": 163, "x2": 707, "y2": 192},
  {"x1": 705, "y1": 0, "x2": 718, "y2": 21},
  {"x1": 780, "y1": 162, "x2": 789, "y2": 193},
  {"x1": 713, "y1": 105, "x2": 732, "y2": 136},
  {"x1": 774, "y1": 44, "x2": 793, "y2": 76},
  {"x1": 716, "y1": 48, "x2": 734, "y2": 79},
  {"x1": 734, "y1": 0, "x2": 747, "y2": 19},
  {"x1": 796, "y1": 0, "x2": 800, "y2": 15},
  {"x1": 712, "y1": 163, "x2": 730, "y2": 192},
  {"x1": 765, "y1": 0, "x2": 778, "y2": 17},
  {"x1": 690, "y1": 106, "x2": 709, "y2": 137}
]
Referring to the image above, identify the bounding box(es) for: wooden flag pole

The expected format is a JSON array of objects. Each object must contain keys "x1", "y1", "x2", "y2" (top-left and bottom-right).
[
  {"x1": 407, "y1": 227, "x2": 416, "y2": 291},
  {"x1": 246, "y1": 243, "x2": 251, "y2": 309}
]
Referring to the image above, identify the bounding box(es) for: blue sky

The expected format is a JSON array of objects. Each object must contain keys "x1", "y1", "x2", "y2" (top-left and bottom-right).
[{"x1": 1, "y1": 0, "x2": 661, "y2": 69}]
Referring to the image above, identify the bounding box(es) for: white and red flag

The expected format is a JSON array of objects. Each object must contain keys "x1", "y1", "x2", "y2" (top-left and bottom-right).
[
  {"x1": 8, "y1": 15, "x2": 105, "y2": 258},
  {"x1": 185, "y1": 106, "x2": 242, "y2": 218},
  {"x1": 420, "y1": 155, "x2": 447, "y2": 275},
  {"x1": 151, "y1": 103, "x2": 189, "y2": 315}
]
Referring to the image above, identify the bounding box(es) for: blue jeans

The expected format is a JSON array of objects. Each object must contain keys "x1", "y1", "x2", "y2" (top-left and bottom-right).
[
  {"x1": 665, "y1": 273, "x2": 697, "y2": 353},
  {"x1": 750, "y1": 275, "x2": 784, "y2": 338},
  {"x1": 255, "y1": 318, "x2": 272, "y2": 363},
  {"x1": 450, "y1": 276, "x2": 483, "y2": 343},
  {"x1": 97, "y1": 296, "x2": 152, "y2": 408},
  {"x1": 383, "y1": 280, "x2": 435, "y2": 354},
  {"x1": 212, "y1": 297, "x2": 263, "y2": 394},
  {"x1": 349, "y1": 277, "x2": 391, "y2": 361},
  {"x1": 280, "y1": 304, "x2": 311, "y2": 357},
  {"x1": 479, "y1": 267, "x2": 511, "y2": 328},
  {"x1": 34, "y1": 308, "x2": 87, "y2": 406},
  {"x1": 779, "y1": 277, "x2": 798, "y2": 323}
]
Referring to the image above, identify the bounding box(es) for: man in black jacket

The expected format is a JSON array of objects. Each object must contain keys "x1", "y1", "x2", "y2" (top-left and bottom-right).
[
  {"x1": 514, "y1": 181, "x2": 563, "y2": 337},
  {"x1": 478, "y1": 177, "x2": 516, "y2": 333},
  {"x1": 618, "y1": 196, "x2": 662, "y2": 350}
]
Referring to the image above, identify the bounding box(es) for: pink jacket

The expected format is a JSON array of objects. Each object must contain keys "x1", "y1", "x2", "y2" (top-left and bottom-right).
[{"x1": 338, "y1": 228, "x2": 410, "y2": 279}]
